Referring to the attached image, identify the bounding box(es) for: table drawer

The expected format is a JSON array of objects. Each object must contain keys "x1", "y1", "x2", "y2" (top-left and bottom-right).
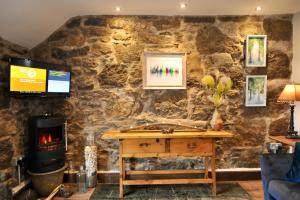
[
  {"x1": 170, "y1": 138, "x2": 213, "y2": 154},
  {"x1": 122, "y1": 139, "x2": 165, "y2": 154}
]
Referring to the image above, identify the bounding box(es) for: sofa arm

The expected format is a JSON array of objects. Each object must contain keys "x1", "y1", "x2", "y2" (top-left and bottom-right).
[{"x1": 260, "y1": 154, "x2": 293, "y2": 200}]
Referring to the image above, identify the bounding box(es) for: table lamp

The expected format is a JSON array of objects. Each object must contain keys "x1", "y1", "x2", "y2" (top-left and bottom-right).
[{"x1": 277, "y1": 83, "x2": 300, "y2": 139}]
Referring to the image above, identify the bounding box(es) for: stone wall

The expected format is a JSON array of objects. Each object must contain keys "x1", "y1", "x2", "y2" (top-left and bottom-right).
[
  {"x1": 0, "y1": 15, "x2": 293, "y2": 195},
  {"x1": 29, "y1": 15, "x2": 292, "y2": 170},
  {"x1": 0, "y1": 37, "x2": 29, "y2": 199},
  {"x1": 0, "y1": 37, "x2": 64, "y2": 199}
]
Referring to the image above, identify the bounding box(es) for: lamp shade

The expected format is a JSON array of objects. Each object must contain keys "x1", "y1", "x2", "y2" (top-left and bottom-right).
[{"x1": 277, "y1": 84, "x2": 300, "y2": 103}]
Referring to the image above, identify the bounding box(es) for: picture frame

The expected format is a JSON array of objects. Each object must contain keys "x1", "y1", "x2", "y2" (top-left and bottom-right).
[
  {"x1": 142, "y1": 52, "x2": 187, "y2": 89},
  {"x1": 245, "y1": 35, "x2": 267, "y2": 67},
  {"x1": 245, "y1": 75, "x2": 267, "y2": 107}
]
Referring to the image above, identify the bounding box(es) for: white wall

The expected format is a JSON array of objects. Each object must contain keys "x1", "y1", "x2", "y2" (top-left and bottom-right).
[{"x1": 292, "y1": 12, "x2": 300, "y2": 131}]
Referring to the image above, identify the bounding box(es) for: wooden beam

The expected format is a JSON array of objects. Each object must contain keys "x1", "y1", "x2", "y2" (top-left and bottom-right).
[
  {"x1": 211, "y1": 139, "x2": 216, "y2": 196},
  {"x1": 102, "y1": 130, "x2": 233, "y2": 140},
  {"x1": 122, "y1": 152, "x2": 213, "y2": 158},
  {"x1": 123, "y1": 178, "x2": 213, "y2": 185},
  {"x1": 119, "y1": 141, "x2": 124, "y2": 198},
  {"x1": 119, "y1": 122, "x2": 206, "y2": 133},
  {"x1": 269, "y1": 136, "x2": 299, "y2": 147},
  {"x1": 204, "y1": 157, "x2": 209, "y2": 179},
  {"x1": 126, "y1": 169, "x2": 206, "y2": 175}
]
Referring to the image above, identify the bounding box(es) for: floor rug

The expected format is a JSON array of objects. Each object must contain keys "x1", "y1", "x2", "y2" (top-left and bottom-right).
[{"x1": 90, "y1": 183, "x2": 251, "y2": 200}]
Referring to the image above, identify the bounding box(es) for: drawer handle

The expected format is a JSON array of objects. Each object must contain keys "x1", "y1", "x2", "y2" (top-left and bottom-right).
[
  {"x1": 139, "y1": 143, "x2": 150, "y2": 147},
  {"x1": 187, "y1": 143, "x2": 197, "y2": 149}
]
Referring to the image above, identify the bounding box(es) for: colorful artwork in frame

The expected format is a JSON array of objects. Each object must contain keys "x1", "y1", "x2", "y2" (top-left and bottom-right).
[
  {"x1": 245, "y1": 35, "x2": 267, "y2": 67},
  {"x1": 142, "y1": 52, "x2": 186, "y2": 89},
  {"x1": 245, "y1": 75, "x2": 267, "y2": 107}
]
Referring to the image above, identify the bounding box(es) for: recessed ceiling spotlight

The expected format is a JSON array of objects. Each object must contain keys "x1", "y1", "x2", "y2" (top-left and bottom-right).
[
  {"x1": 115, "y1": 6, "x2": 121, "y2": 12},
  {"x1": 256, "y1": 6, "x2": 262, "y2": 12},
  {"x1": 180, "y1": 3, "x2": 187, "y2": 9}
]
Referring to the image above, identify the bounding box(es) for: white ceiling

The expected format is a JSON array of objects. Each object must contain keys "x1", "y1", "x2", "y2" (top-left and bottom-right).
[{"x1": 0, "y1": 0, "x2": 300, "y2": 49}]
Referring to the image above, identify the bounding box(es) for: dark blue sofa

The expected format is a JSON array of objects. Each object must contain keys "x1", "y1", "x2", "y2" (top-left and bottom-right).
[{"x1": 260, "y1": 154, "x2": 300, "y2": 200}]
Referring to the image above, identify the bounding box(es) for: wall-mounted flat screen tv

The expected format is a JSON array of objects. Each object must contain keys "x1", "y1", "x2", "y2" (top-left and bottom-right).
[
  {"x1": 10, "y1": 65, "x2": 47, "y2": 94},
  {"x1": 9, "y1": 57, "x2": 71, "y2": 97},
  {"x1": 47, "y1": 70, "x2": 71, "y2": 94}
]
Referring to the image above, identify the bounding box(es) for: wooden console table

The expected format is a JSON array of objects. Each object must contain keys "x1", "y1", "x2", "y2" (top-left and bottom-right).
[
  {"x1": 102, "y1": 130, "x2": 232, "y2": 198},
  {"x1": 269, "y1": 136, "x2": 300, "y2": 147},
  {"x1": 269, "y1": 135, "x2": 300, "y2": 153}
]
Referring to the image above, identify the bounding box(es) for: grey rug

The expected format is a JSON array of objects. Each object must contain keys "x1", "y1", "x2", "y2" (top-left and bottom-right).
[{"x1": 91, "y1": 183, "x2": 251, "y2": 200}]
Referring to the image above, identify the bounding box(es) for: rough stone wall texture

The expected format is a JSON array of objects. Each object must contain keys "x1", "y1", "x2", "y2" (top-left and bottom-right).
[
  {"x1": 0, "y1": 15, "x2": 293, "y2": 196},
  {"x1": 0, "y1": 38, "x2": 60, "y2": 199},
  {"x1": 29, "y1": 15, "x2": 292, "y2": 171},
  {"x1": 0, "y1": 37, "x2": 29, "y2": 199}
]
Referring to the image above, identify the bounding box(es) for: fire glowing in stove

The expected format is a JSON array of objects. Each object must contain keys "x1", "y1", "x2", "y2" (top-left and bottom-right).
[{"x1": 39, "y1": 133, "x2": 57, "y2": 145}]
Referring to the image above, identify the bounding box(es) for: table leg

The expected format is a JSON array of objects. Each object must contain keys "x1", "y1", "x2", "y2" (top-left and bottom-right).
[
  {"x1": 211, "y1": 140, "x2": 216, "y2": 196},
  {"x1": 204, "y1": 157, "x2": 209, "y2": 179},
  {"x1": 119, "y1": 140, "x2": 124, "y2": 198}
]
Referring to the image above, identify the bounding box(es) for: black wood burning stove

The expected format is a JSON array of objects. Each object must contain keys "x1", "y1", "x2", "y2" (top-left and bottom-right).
[{"x1": 28, "y1": 116, "x2": 66, "y2": 173}]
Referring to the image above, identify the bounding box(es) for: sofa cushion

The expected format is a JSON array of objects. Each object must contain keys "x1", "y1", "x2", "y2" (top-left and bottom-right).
[
  {"x1": 286, "y1": 142, "x2": 300, "y2": 183},
  {"x1": 269, "y1": 180, "x2": 300, "y2": 200},
  {"x1": 260, "y1": 154, "x2": 293, "y2": 200}
]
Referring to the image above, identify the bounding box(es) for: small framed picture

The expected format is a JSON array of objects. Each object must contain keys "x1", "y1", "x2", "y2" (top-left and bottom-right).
[
  {"x1": 245, "y1": 35, "x2": 267, "y2": 67},
  {"x1": 245, "y1": 75, "x2": 267, "y2": 107},
  {"x1": 142, "y1": 52, "x2": 186, "y2": 89}
]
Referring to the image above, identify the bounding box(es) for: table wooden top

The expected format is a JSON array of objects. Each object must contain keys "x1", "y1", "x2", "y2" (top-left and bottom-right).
[
  {"x1": 269, "y1": 136, "x2": 300, "y2": 147},
  {"x1": 102, "y1": 130, "x2": 233, "y2": 140}
]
